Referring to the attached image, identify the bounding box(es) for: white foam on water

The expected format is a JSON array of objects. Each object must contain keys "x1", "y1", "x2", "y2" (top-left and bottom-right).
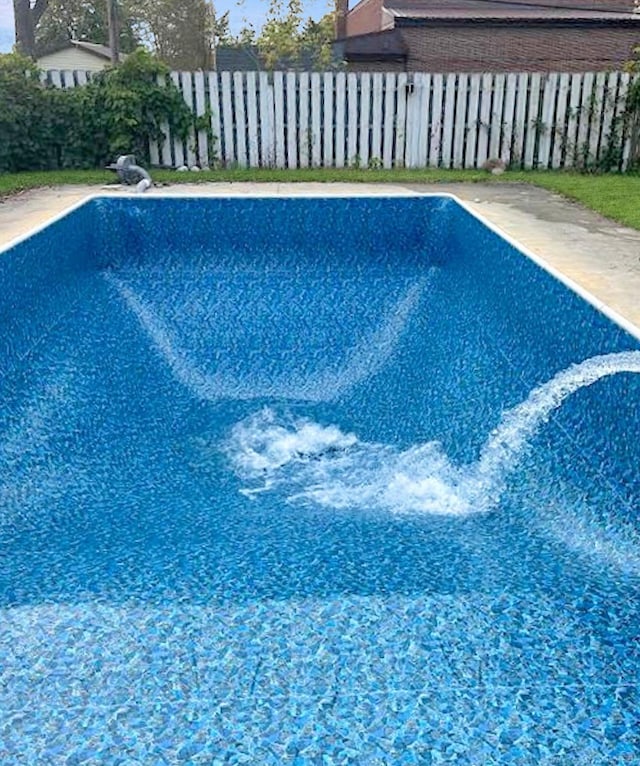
[
  {"x1": 225, "y1": 351, "x2": 640, "y2": 519},
  {"x1": 103, "y1": 270, "x2": 432, "y2": 402},
  {"x1": 226, "y1": 410, "x2": 485, "y2": 516}
]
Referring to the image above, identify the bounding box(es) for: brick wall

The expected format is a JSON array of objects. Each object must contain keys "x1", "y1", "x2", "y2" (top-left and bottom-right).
[
  {"x1": 400, "y1": 25, "x2": 640, "y2": 72},
  {"x1": 346, "y1": 0, "x2": 385, "y2": 36}
]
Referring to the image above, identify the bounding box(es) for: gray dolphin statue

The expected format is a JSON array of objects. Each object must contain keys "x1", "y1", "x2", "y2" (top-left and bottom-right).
[{"x1": 106, "y1": 155, "x2": 152, "y2": 193}]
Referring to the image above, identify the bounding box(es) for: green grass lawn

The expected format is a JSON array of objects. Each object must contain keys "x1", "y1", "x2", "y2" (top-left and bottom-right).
[{"x1": 2, "y1": 167, "x2": 640, "y2": 231}]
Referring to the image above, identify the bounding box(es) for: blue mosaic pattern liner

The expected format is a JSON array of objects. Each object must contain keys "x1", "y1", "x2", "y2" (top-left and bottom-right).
[{"x1": 0, "y1": 196, "x2": 639, "y2": 764}]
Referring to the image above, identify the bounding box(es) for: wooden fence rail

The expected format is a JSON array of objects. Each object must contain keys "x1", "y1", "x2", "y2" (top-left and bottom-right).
[{"x1": 45, "y1": 69, "x2": 635, "y2": 171}]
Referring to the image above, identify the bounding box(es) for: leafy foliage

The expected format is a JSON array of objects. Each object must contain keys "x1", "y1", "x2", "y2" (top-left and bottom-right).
[
  {"x1": 256, "y1": 0, "x2": 336, "y2": 70},
  {"x1": 0, "y1": 50, "x2": 192, "y2": 173},
  {"x1": 619, "y1": 47, "x2": 640, "y2": 170},
  {"x1": 133, "y1": 0, "x2": 216, "y2": 70},
  {"x1": 0, "y1": 53, "x2": 54, "y2": 171},
  {"x1": 35, "y1": 0, "x2": 140, "y2": 56}
]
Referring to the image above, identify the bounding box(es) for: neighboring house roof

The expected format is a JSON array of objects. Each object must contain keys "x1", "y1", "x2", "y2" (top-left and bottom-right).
[
  {"x1": 71, "y1": 40, "x2": 123, "y2": 60},
  {"x1": 215, "y1": 44, "x2": 339, "y2": 70},
  {"x1": 385, "y1": 0, "x2": 640, "y2": 21},
  {"x1": 215, "y1": 45, "x2": 264, "y2": 70}
]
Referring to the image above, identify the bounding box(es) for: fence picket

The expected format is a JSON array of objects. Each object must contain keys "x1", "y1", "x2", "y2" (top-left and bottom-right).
[
  {"x1": 395, "y1": 72, "x2": 408, "y2": 167},
  {"x1": 441, "y1": 74, "x2": 456, "y2": 168},
  {"x1": 500, "y1": 73, "x2": 517, "y2": 164},
  {"x1": 511, "y1": 73, "x2": 529, "y2": 168},
  {"x1": 552, "y1": 73, "x2": 570, "y2": 168},
  {"x1": 45, "y1": 68, "x2": 633, "y2": 172},
  {"x1": 208, "y1": 73, "x2": 222, "y2": 167},
  {"x1": 589, "y1": 72, "x2": 607, "y2": 164},
  {"x1": 274, "y1": 72, "x2": 285, "y2": 168},
  {"x1": 566, "y1": 74, "x2": 583, "y2": 167},
  {"x1": 220, "y1": 72, "x2": 234, "y2": 167},
  {"x1": 576, "y1": 72, "x2": 594, "y2": 168},
  {"x1": 359, "y1": 73, "x2": 371, "y2": 166},
  {"x1": 335, "y1": 72, "x2": 346, "y2": 168},
  {"x1": 537, "y1": 73, "x2": 557, "y2": 169},
  {"x1": 404, "y1": 76, "x2": 417, "y2": 168},
  {"x1": 429, "y1": 73, "x2": 443, "y2": 167},
  {"x1": 416, "y1": 73, "x2": 431, "y2": 168},
  {"x1": 246, "y1": 72, "x2": 259, "y2": 168},
  {"x1": 181, "y1": 72, "x2": 197, "y2": 168},
  {"x1": 194, "y1": 72, "x2": 209, "y2": 167},
  {"x1": 298, "y1": 72, "x2": 310, "y2": 168},
  {"x1": 287, "y1": 72, "x2": 298, "y2": 169},
  {"x1": 170, "y1": 72, "x2": 186, "y2": 168},
  {"x1": 524, "y1": 73, "x2": 541, "y2": 168},
  {"x1": 597, "y1": 72, "x2": 619, "y2": 168},
  {"x1": 311, "y1": 72, "x2": 322, "y2": 167},
  {"x1": 371, "y1": 73, "x2": 384, "y2": 165},
  {"x1": 347, "y1": 73, "x2": 358, "y2": 166},
  {"x1": 233, "y1": 72, "x2": 247, "y2": 167},
  {"x1": 323, "y1": 72, "x2": 334, "y2": 167},
  {"x1": 488, "y1": 74, "x2": 505, "y2": 161},
  {"x1": 258, "y1": 72, "x2": 273, "y2": 167},
  {"x1": 465, "y1": 74, "x2": 481, "y2": 168},
  {"x1": 382, "y1": 72, "x2": 396, "y2": 169},
  {"x1": 476, "y1": 73, "x2": 493, "y2": 167},
  {"x1": 618, "y1": 74, "x2": 633, "y2": 170},
  {"x1": 452, "y1": 74, "x2": 468, "y2": 169}
]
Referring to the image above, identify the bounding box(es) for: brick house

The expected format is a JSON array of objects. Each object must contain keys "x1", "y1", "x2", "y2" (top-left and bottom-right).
[{"x1": 334, "y1": 0, "x2": 640, "y2": 71}]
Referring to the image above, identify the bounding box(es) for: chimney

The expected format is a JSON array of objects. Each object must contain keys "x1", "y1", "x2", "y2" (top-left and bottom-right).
[{"x1": 335, "y1": 0, "x2": 348, "y2": 39}]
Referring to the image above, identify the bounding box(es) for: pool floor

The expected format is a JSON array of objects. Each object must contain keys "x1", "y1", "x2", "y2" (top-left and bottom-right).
[{"x1": 0, "y1": 196, "x2": 639, "y2": 764}]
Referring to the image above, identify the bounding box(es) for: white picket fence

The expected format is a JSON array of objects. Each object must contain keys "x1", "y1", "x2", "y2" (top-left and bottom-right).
[{"x1": 45, "y1": 69, "x2": 636, "y2": 170}]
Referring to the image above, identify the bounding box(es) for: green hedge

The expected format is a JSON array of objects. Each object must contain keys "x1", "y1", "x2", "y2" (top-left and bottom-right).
[{"x1": 0, "y1": 50, "x2": 192, "y2": 173}]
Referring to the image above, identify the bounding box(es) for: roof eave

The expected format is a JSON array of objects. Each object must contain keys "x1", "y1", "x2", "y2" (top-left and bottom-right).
[{"x1": 394, "y1": 15, "x2": 640, "y2": 25}]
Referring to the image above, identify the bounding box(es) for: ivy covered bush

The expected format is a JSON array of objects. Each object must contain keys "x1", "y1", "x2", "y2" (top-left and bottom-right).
[
  {"x1": 0, "y1": 54, "x2": 53, "y2": 172},
  {"x1": 0, "y1": 50, "x2": 192, "y2": 173}
]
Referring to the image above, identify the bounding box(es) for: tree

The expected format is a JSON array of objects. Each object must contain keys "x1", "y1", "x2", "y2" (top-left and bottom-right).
[
  {"x1": 256, "y1": 0, "x2": 336, "y2": 69},
  {"x1": 211, "y1": 9, "x2": 232, "y2": 46},
  {"x1": 258, "y1": 0, "x2": 304, "y2": 68},
  {"x1": 13, "y1": 0, "x2": 49, "y2": 58},
  {"x1": 300, "y1": 12, "x2": 335, "y2": 69},
  {"x1": 35, "y1": 0, "x2": 139, "y2": 56},
  {"x1": 134, "y1": 0, "x2": 216, "y2": 70}
]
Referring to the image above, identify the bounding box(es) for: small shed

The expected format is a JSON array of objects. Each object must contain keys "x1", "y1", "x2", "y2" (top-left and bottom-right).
[{"x1": 37, "y1": 40, "x2": 124, "y2": 72}]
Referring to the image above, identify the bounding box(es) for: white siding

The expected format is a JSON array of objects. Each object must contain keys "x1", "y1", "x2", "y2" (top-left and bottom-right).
[{"x1": 38, "y1": 48, "x2": 110, "y2": 72}]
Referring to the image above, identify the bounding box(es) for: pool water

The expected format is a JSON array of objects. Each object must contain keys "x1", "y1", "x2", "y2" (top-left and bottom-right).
[{"x1": 0, "y1": 196, "x2": 639, "y2": 764}]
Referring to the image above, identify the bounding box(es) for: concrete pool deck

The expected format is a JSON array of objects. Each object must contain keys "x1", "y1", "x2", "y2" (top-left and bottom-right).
[{"x1": 1, "y1": 181, "x2": 640, "y2": 330}]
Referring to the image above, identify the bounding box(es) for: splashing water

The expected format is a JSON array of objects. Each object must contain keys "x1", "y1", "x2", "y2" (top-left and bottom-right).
[{"x1": 225, "y1": 351, "x2": 640, "y2": 516}]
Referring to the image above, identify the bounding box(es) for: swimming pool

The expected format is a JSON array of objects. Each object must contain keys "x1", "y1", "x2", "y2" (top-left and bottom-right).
[{"x1": 1, "y1": 194, "x2": 639, "y2": 764}]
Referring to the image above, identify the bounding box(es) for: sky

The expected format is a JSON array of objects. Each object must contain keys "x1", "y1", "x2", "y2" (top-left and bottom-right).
[{"x1": 0, "y1": 0, "x2": 332, "y2": 53}]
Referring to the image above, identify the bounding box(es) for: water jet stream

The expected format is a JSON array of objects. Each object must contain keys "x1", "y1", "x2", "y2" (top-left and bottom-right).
[{"x1": 226, "y1": 351, "x2": 640, "y2": 516}]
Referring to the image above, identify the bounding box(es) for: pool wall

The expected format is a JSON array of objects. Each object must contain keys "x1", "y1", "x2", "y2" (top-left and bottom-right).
[
  {"x1": 90, "y1": 195, "x2": 456, "y2": 269},
  {"x1": 0, "y1": 201, "x2": 96, "y2": 377}
]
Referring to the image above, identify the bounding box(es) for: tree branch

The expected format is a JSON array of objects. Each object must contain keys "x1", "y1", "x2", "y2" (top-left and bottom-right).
[{"x1": 31, "y1": 0, "x2": 49, "y2": 27}]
